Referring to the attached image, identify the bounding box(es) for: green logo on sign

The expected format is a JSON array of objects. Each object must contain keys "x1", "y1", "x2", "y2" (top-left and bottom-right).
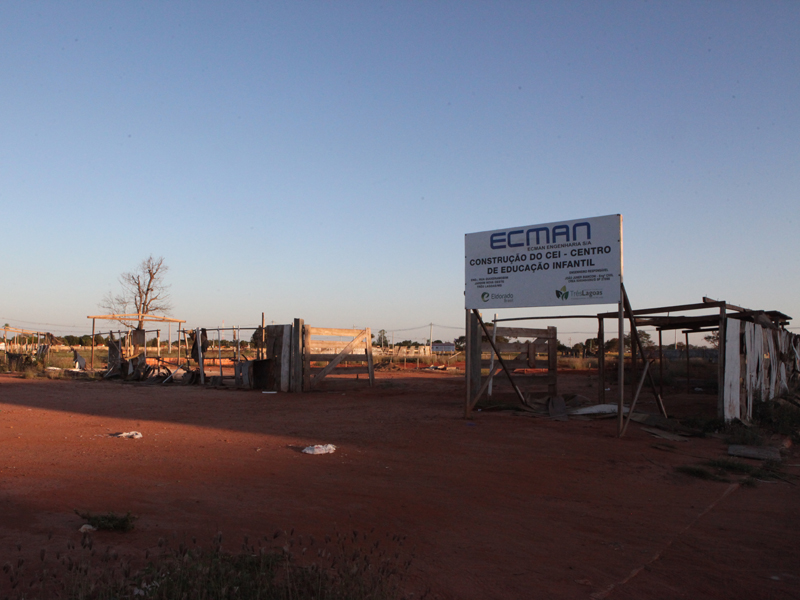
[
  {"x1": 555, "y1": 286, "x2": 569, "y2": 301},
  {"x1": 481, "y1": 292, "x2": 490, "y2": 302}
]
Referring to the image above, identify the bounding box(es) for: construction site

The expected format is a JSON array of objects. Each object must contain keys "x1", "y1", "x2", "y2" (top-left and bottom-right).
[{"x1": 1, "y1": 292, "x2": 799, "y2": 599}]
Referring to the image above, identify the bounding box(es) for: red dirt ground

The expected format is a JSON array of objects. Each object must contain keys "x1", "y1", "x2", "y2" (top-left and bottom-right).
[{"x1": 1, "y1": 371, "x2": 798, "y2": 599}]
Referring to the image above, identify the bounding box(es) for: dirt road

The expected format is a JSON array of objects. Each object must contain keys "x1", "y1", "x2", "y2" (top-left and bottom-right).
[{"x1": 0, "y1": 372, "x2": 797, "y2": 599}]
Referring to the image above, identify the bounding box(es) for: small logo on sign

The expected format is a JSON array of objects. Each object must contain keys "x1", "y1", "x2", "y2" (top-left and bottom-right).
[
  {"x1": 555, "y1": 286, "x2": 569, "y2": 301},
  {"x1": 481, "y1": 292, "x2": 490, "y2": 302}
]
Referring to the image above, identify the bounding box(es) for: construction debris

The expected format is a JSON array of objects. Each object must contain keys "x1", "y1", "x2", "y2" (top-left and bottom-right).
[
  {"x1": 302, "y1": 444, "x2": 337, "y2": 455},
  {"x1": 728, "y1": 445, "x2": 782, "y2": 462},
  {"x1": 112, "y1": 431, "x2": 143, "y2": 439}
]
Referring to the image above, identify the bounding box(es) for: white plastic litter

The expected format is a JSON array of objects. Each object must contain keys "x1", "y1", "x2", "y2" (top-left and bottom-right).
[
  {"x1": 79, "y1": 524, "x2": 96, "y2": 533},
  {"x1": 114, "y1": 431, "x2": 143, "y2": 439},
  {"x1": 302, "y1": 444, "x2": 337, "y2": 455}
]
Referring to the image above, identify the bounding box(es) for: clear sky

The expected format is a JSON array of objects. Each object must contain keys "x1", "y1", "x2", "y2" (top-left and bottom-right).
[{"x1": 2, "y1": 1, "x2": 798, "y2": 344}]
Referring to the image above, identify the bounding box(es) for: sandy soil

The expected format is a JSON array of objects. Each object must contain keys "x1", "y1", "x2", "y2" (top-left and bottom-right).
[{"x1": 0, "y1": 371, "x2": 798, "y2": 599}]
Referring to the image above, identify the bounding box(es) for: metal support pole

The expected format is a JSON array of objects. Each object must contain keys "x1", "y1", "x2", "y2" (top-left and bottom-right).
[
  {"x1": 488, "y1": 313, "x2": 497, "y2": 397},
  {"x1": 465, "y1": 309, "x2": 473, "y2": 418},
  {"x1": 617, "y1": 292, "x2": 625, "y2": 436},
  {"x1": 598, "y1": 317, "x2": 605, "y2": 404}
]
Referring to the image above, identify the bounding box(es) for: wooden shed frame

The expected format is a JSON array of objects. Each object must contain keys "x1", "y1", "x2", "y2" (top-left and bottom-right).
[{"x1": 597, "y1": 297, "x2": 795, "y2": 422}]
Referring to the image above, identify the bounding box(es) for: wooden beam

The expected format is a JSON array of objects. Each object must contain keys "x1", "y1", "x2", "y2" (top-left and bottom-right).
[
  {"x1": 307, "y1": 327, "x2": 364, "y2": 337},
  {"x1": 310, "y1": 330, "x2": 368, "y2": 388},
  {"x1": 483, "y1": 326, "x2": 554, "y2": 339}
]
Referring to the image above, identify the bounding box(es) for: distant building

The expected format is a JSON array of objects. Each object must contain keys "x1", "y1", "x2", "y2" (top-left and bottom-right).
[{"x1": 432, "y1": 343, "x2": 456, "y2": 353}]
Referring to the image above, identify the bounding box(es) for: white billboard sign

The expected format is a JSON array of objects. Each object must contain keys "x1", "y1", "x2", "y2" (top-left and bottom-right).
[{"x1": 465, "y1": 214, "x2": 622, "y2": 309}]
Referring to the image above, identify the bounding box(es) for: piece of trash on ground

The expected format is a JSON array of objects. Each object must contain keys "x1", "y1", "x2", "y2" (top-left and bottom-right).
[
  {"x1": 262, "y1": 391, "x2": 277, "y2": 394},
  {"x1": 79, "y1": 524, "x2": 96, "y2": 533},
  {"x1": 112, "y1": 431, "x2": 143, "y2": 439},
  {"x1": 302, "y1": 444, "x2": 336, "y2": 454}
]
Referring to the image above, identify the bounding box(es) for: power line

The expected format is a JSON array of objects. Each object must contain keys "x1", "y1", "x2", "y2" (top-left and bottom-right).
[{"x1": 0, "y1": 317, "x2": 86, "y2": 330}]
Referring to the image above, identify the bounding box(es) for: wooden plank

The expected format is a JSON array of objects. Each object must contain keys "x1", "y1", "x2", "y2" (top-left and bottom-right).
[
  {"x1": 744, "y1": 322, "x2": 757, "y2": 421},
  {"x1": 276, "y1": 325, "x2": 291, "y2": 392},
  {"x1": 466, "y1": 310, "x2": 481, "y2": 416},
  {"x1": 303, "y1": 324, "x2": 311, "y2": 391},
  {"x1": 485, "y1": 326, "x2": 553, "y2": 339},
  {"x1": 307, "y1": 327, "x2": 362, "y2": 337},
  {"x1": 309, "y1": 366, "x2": 371, "y2": 375},
  {"x1": 728, "y1": 445, "x2": 782, "y2": 462},
  {"x1": 309, "y1": 354, "x2": 370, "y2": 362},
  {"x1": 307, "y1": 340, "x2": 362, "y2": 350},
  {"x1": 310, "y1": 329, "x2": 367, "y2": 387},
  {"x1": 723, "y1": 318, "x2": 741, "y2": 421},
  {"x1": 291, "y1": 318, "x2": 303, "y2": 393}
]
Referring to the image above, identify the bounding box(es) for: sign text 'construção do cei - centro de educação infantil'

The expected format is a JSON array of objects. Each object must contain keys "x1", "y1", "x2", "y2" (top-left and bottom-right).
[{"x1": 464, "y1": 214, "x2": 623, "y2": 310}]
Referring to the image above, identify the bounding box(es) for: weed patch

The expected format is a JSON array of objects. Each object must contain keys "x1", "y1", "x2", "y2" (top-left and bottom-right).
[
  {"x1": 675, "y1": 465, "x2": 729, "y2": 482},
  {"x1": 753, "y1": 400, "x2": 800, "y2": 437},
  {"x1": 724, "y1": 421, "x2": 764, "y2": 446},
  {"x1": 75, "y1": 511, "x2": 137, "y2": 532},
  {"x1": 3, "y1": 530, "x2": 415, "y2": 600}
]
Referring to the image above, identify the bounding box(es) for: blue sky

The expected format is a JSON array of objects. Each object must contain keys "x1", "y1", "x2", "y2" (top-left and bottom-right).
[{"x1": 1, "y1": 1, "x2": 798, "y2": 343}]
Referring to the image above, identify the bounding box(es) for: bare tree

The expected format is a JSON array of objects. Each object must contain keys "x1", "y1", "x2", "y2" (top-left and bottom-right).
[{"x1": 101, "y1": 256, "x2": 172, "y2": 329}]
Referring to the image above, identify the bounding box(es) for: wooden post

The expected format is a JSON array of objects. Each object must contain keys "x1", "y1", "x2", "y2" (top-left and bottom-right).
[
  {"x1": 365, "y1": 327, "x2": 375, "y2": 386},
  {"x1": 717, "y1": 306, "x2": 727, "y2": 419},
  {"x1": 168, "y1": 324, "x2": 171, "y2": 361},
  {"x1": 598, "y1": 317, "x2": 605, "y2": 404},
  {"x1": 291, "y1": 318, "x2": 303, "y2": 393},
  {"x1": 685, "y1": 331, "x2": 690, "y2": 393},
  {"x1": 658, "y1": 329, "x2": 664, "y2": 398},
  {"x1": 261, "y1": 313, "x2": 266, "y2": 361},
  {"x1": 302, "y1": 323, "x2": 311, "y2": 391},
  {"x1": 617, "y1": 293, "x2": 625, "y2": 436},
  {"x1": 196, "y1": 327, "x2": 205, "y2": 385},
  {"x1": 631, "y1": 323, "x2": 638, "y2": 394},
  {"x1": 177, "y1": 328, "x2": 181, "y2": 366},
  {"x1": 218, "y1": 328, "x2": 222, "y2": 380},
  {"x1": 157, "y1": 329, "x2": 161, "y2": 358},
  {"x1": 280, "y1": 324, "x2": 291, "y2": 392},
  {"x1": 465, "y1": 309, "x2": 482, "y2": 417},
  {"x1": 429, "y1": 322, "x2": 433, "y2": 364},
  {"x1": 91, "y1": 318, "x2": 96, "y2": 371}
]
